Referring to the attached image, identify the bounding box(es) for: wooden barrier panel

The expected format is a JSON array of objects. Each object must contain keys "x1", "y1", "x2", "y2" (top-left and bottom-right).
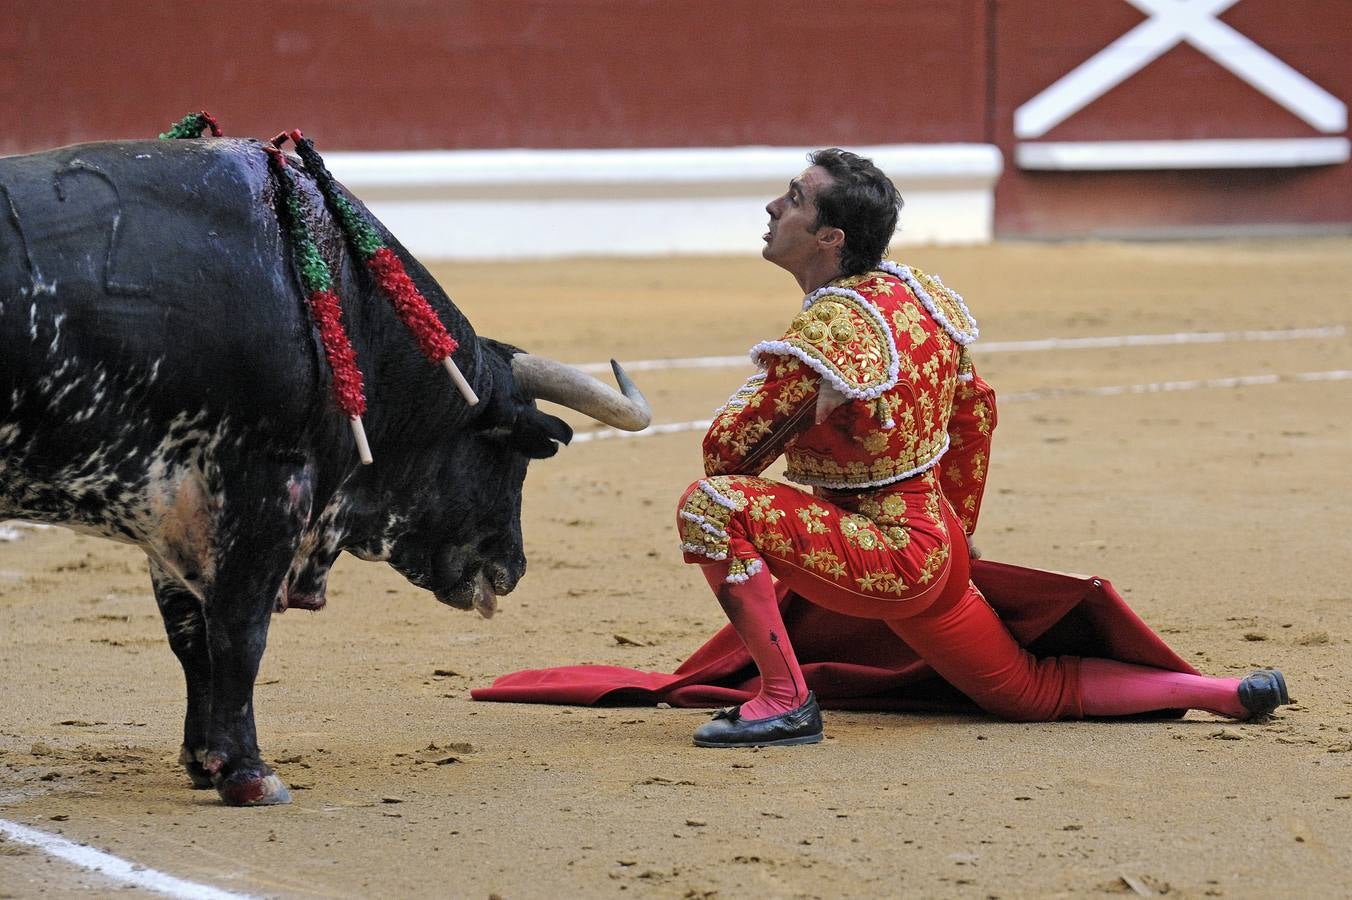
[{"x1": 992, "y1": 0, "x2": 1351, "y2": 235}]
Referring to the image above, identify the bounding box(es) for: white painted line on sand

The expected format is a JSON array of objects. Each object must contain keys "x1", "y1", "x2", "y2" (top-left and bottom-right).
[
  {"x1": 1001, "y1": 369, "x2": 1352, "y2": 403},
  {"x1": 569, "y1": 369, "x2": 1352, "y2": 443},
  {"x1": 572, "y1": 418, "x2": 715, "y2": 443},
  {"x1": 576, "y1": 355, "x2": 748, "y2": 374},
  {"x1": 0, "y1": 818, "x2": 255, "y2": 900},
  {"x1": 577, "y1": 326, "x2": 1346, "y2": 374},
  {"x1": 977, "y1": 325, "x2": 1345, "y2": 354}
]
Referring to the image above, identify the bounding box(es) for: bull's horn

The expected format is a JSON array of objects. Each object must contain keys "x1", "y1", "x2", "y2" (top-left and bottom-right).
[{"x1": 511, "y1": 355, "x2": 651, "y2": 432}]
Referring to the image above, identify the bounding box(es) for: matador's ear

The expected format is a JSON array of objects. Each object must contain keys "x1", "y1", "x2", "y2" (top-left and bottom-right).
[{"x1": 817, "y1": 226, "x2": 845, "y2": 253}]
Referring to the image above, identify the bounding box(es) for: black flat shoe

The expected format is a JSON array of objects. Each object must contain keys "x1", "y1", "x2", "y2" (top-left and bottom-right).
[
  {"x1": 1237, "y1": 669, "x2": 1290, "y2": 718},
  {"x1": 693, "y1": 692, "x2": 824, "y2": 748}
]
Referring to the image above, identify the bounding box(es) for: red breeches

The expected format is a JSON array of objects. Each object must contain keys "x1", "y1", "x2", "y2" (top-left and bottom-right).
[
  {"x1": 678, "y1": 473, "x2": 960, "y2": 619},
  {"x1": 677, "y1": 474, "x2": 1081, "y2": 721},
  {"x1": 885, "y1": 579, "x2": 1082, "y2": 721}
]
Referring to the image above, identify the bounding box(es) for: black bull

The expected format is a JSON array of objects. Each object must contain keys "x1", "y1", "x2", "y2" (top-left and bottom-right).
[{"x1": 0, "y1": 138, "x2": 649, "y2": 805}]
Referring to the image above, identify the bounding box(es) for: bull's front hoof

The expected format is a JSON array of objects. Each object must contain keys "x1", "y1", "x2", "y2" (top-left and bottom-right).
[
  {"x1": 215, "y1": 771, "x2": 292, "y2": 807},
  {"x1": 179, "y1": 747, "x2": 214, "y2": 790}
]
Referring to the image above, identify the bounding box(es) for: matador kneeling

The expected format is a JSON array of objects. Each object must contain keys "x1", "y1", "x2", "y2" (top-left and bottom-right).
[{"x1": 674, "y1": 148, "x2": 1288, "y2": 747}]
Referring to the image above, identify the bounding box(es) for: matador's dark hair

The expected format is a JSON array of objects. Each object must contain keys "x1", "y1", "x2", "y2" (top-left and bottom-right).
[{"x1": 808, "y1": 148, "x2": 904, "y2": 277}]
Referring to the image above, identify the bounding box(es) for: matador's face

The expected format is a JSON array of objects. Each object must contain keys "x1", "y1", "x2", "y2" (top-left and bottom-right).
[{"x1": 762, "y1": 165, "x2": 836, "y2": 277}]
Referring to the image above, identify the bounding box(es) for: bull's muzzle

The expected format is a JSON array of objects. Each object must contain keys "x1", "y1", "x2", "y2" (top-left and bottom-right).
[
  {"x1": 433, "y1": 573, "x2": 497, "y2": 618},
  {"x1": 433, "y1": 546, "x2": 519, "y2": 618}
]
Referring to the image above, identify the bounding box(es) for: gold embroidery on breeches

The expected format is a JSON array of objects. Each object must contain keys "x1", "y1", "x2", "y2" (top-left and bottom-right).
[{"x1": 678, "y1": 474, "x2": 953, "y2": 608}]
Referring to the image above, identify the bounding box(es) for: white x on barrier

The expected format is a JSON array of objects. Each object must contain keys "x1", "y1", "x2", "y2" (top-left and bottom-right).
[{"x1": 1015, "y1": 0, "x2": 1348, "y2": 139}]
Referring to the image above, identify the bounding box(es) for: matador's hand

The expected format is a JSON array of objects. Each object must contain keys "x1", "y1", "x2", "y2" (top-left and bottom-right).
[
  {"x1": 966, "y1": 534, "x2": 982, "y2": 560},
  {"x1": 815, "y1": 382, "x2": 848, "y2": 424}
]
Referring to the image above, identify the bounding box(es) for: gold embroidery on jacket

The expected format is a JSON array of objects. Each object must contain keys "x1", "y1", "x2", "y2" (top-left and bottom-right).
[
  {"x1": 892, "y1": 303, "x2": 928, "y2": 347},
  {"x1": 716, "y1": 265, "x2": 981, "y2": 492},
  {"x1": 857, "y1": 430, "x2": 890, "y2": 456},
  {"x1": 910, "y1": 266, "x2": 978, "y2": 343},
  {"x1": 767, "y1": 295, "x2": 894, "y2": 394},
  {"x1": 970, "y1": 451, "x2": 987, "y2": 482},
  {"x1": 784, "y1": 433, "x2": 948, "y2": 487},
  {"x1": 957, "y1": 347, "x2": 974, "y2": 381},
  {"x1": 884, "y1": 526, "x2": 912, "y2": 550},
  {"x1": 973, "y1": 399, "x2": 993, "y2": 436},
  {"x1": 773, "y1": 374, "x2": 816, "y2": 415},
  {"x1": 857, "y1": 275, "x2": 896, "y2": 297},
  {"x1": 705, "y1": 356, "x2": 817, "y2": 476}
]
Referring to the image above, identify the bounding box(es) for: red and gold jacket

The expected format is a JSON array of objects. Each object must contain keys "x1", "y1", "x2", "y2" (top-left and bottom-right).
[{"x1": 702, "y1": 262, "x2": 996, "y2": 534}]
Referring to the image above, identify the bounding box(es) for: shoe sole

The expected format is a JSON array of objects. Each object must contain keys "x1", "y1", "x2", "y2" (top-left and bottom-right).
[{"x1": 693, "y1": 732, "x2": 824, "y2": 749}]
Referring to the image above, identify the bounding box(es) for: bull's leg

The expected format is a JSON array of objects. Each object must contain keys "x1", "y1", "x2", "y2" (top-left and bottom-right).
[
  {"x1": 149, "y1": 561, "x2": 213, "y2": 789},
  {"x1": 198, "y1": 466, "x2": 311, "y2": 807},
  {"x1": 201, "y1": 589, "x2": 288, "y2": 806}
]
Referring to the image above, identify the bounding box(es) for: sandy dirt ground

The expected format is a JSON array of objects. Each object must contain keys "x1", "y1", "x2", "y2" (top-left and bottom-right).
[{"x1": 2, "y1": 239, "x2": 1351, "y2": 899}]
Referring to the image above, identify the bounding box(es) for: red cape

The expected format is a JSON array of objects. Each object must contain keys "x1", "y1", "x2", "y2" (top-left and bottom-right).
[{"x1": 471, "y1": 560, "x2": 1198, "y2": 712}]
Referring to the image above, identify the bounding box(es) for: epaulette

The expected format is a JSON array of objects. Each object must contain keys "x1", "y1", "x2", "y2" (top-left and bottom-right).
[
  {"x1": 879, "y1": 261, "x2": 979, "y2": 346},
  {"x1": 749, "y1": 286, "x2": 899, "y2": 400}
]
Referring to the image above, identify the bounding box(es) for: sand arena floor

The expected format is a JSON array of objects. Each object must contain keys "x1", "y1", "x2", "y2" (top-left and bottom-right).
[{"x1": 1, "y1": 239, "x2": 1351, "y2": 898}]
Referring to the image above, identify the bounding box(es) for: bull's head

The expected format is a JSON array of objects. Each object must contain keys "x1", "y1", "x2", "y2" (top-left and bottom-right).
[{"x1": 382, "y1": 338, "x2": 649, "y2": 616}]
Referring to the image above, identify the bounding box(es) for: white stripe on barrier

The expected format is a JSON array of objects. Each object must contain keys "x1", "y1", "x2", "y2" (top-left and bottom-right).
[
  {"x1": 569, "y1": 369, "x2": 1352, "y2": 443},
  {"x1": 0, "y1": 818, "x2": 255, "y2": 900},
  {"x1": 575, "y1": 326, "x2": 1346, "y2": 374},
  {"x1": 1016, "y1": 137, "x2": 1351, "y2": 170}
]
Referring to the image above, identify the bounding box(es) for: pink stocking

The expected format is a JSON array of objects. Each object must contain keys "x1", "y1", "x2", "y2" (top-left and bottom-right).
[
  {"x1": 1079, "y1": 658, "x2": 1244, "y2": 718},
  {"x1": 702, "y1": 563, "x2": 808, "y2": 720}
]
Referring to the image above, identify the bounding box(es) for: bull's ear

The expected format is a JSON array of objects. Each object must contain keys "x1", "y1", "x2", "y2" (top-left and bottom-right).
[{"x1": 509, "y1": 408, "x2": 573, "y2": 459}]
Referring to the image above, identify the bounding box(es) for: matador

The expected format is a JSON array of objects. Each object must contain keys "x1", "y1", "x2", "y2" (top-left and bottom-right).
[{"x1": 675, "y1": 148, "x2": 1288, "y2": 747}]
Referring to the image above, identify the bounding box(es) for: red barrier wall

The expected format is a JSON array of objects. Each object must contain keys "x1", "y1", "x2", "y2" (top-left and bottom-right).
[
  {"x1": 0, "y1": 0, "x2": 988, "y2": 152},
  {"x1": 1, "y1": 1, "x2": 1348, "y2": 236}
]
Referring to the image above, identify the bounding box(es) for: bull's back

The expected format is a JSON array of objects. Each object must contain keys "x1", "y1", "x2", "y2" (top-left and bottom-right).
[
  {"x1": 0, "y1": 139, "x2": 321, "y2": 533},
  {"x1": 0, "y1": 139, "x2": 314, "y2": 407}
]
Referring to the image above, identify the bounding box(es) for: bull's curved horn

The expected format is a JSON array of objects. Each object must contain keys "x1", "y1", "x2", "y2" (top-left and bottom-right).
[{"x1": 510, "y1": 355, "x2": 651, "y2": 432}]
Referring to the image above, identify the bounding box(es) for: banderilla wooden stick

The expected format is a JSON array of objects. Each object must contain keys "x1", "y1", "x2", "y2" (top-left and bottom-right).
[
  {"x1": 349, "y1": 416, "x2": 374, "y2": 465},
  {"x1": 443, "y1": 356, "x2": 479, "y2": 406}
]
